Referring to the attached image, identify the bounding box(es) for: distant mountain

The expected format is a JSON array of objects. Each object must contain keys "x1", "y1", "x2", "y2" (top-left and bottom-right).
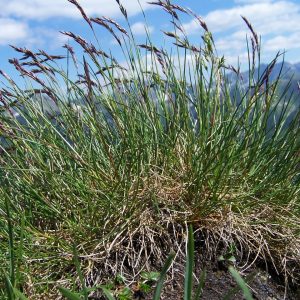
[
  {"x1": 227, "y1": 61, "x2": 300, "y2": 95},
  {"x1": 226, "y1": 61, "x2": 300, "y2": 132}
]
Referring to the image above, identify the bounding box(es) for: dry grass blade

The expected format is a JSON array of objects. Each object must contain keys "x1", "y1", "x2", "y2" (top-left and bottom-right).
[
  {"x1": 0, "y1": 92, "x2": 14, "y2": 116},
  {"x1": 77, "y1": 73, "x2": 97, "y2": 85},
  {"x1": 60, "y1": 31, "x2": 90, "y2": 52},
  {"x1": 162, "y1": 31, "x2": 178, "y2": 39},
  {"x1": 139, "y1": 43, "x2": 168, "y2": 73},
  {"x1": 225, "y1": 65, "x2": 241, "y2": 76},
  {"x1": 163, "y1": 8, "x2": 179, "y2": 20},
  {"x1": 170, "y1": 21, "x2": 185, "y2": 35},
  {"x1": 20, "y1": 57, "x2": 59, "y2": 65},
  {"x1": 138, "y1": 44, "x2": 161, "y2": 54},
  {"x1": 67, "y1": 0, "x2": 93, "y2": 29},
  {"x1": 148, "y1": 1, "x2": 179, "y2": 19},
  {"x1": 147, "y1": 1, "x2": 161, "y2": 5},
  {"x1": 171, "y1": 4, "x2": 188, "y2": 14},
  {"x1": 63, "y1": 44, "x2": 78, "y2": 68},
  {"x1": 90, "y1": 18, "x2": 121, "y2": 45},
  {"x1": 75, "y1": 78, "x2": 97, "y2": 87},
  {"x1": 257, "y1": 52, "x2": 280, "y2": 89},
  {"x1": 115, "y1": 0, "x2": 128, "y2": 19},
  {"x1": 186, "y1": 8, "x2": 209, "y2": 32},
  {"x1": 171, "y1": 35, "x2": 201, "y2": 52},
  {"x1": 86, "y1": 46, "x2": 112, "y2": 60},
  {"x1": 9, "y1": 45, "x2": 36, "y2": 60},
  {"x1": 83, "y1": 57, "x2": 93, "y2": 98},
  {"x1": 26, "y1": 58, "x2": 56, "y2": 76},
  {"x1": 8, "y1": 58, "x2": 46, "y2": 87},
  {"x1": 102, "y1": 16, "x2": 128, "y2": 36},
  {"x1": 155, "y1": 52, "x2": 168, "y2": 75},
  {"x1": 241, "y1": 16, "x2": 259, "y2": 48},
  {"x1": 10, "y1": 48, "x2": 59, "y2": 76},
  {"x1": 37, "y1": 50, "x2": 65, "y2": 61},
  {"x1": 0, "y1": 88, "x2": 16, "y2": 99},
  {"x1": 0, "y1": 70, "x2": 15, "y2": 85},
  {"x1": 96, "y1": 64, "x2": 127, "y2": 74}
]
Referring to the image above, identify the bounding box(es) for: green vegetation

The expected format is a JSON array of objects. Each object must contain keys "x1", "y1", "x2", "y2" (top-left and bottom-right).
[{"x1": 0, "y1": 0, "x2": 299, "y2": 298}]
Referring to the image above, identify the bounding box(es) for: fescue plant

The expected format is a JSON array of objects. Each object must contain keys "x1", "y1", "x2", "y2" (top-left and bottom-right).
[{"x1": 0, "y1": 0, "x2": 299, "y2": 298}]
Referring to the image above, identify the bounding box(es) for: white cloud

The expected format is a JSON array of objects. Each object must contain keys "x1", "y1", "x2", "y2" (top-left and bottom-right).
[
  {"x1": 0, "y1": 0, "x2": 153, "y2": 20},
  {"x1": 215, "y1": 31, "x2": 247, "y2": 52},
  {"x1": 234, "y1": 0, "x2": 273, "y2": 3},
  {"x1": 264, "y1": 32, "x2": 300, "y2": 52},
  {"x1": 131, "y1": 22, "x2": 154, "y2": 35},
  {"x1": 24, "y1": 28, "x2": 69, "y2": 49},
  {"x1": 182, "y1": 1, "x2": 300, "y2": 64},
  {"x1": 0, "y1": 18, "x2": 29, "y2": 45},
  {"x1": 0, "y1": 0, "x2": 155, "y2": 49},
  {"x1": 183, "y1": 1, "x2": 300, "y2": 35},
  {"x1": 0, "y1": 17, "x2": 68, "y2": 49}
]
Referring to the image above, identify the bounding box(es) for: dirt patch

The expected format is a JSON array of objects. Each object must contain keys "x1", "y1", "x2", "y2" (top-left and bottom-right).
[
  {"x1": 139, "y1": 258, "x2": 299, "y2": 300},
  {"x1": 89, "y1": 245, "x2": 299, "y2": 300}
]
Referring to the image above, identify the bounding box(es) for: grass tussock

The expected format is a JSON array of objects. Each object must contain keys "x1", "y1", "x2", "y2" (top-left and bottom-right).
[{"x1": 0, "y1": 0, "x2": 299, "y2": 298}]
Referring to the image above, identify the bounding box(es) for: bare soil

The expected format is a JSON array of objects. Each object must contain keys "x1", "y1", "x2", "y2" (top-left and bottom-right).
[
  {"x1": 153, "y1": 260, "x2": 300, "y2": 300},
  {"x1": 87, "y1": 224, "x2": 300, "y2": 300},
  {"x1": 133, "y1": 256, "x2": 300, "y2": 300},
  {"x1": 91, "y1": 250, "x2": 299, "y2": 300}
]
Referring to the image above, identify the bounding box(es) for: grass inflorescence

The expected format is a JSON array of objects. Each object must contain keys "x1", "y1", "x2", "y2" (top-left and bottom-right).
[{"x1": 0, "y1": 0, "x2": 299, "y2": 298}]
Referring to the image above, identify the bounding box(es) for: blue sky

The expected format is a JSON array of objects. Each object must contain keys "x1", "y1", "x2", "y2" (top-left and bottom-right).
[{"x1": 0, "y1": 0, "x2": 300, "y2": 83}]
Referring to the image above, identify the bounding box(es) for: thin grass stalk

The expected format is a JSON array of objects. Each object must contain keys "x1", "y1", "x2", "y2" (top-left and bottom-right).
[
  {"x1": 152, "y1": 251, "x2": 175, "y2": 300},
  {"x1": 4, "y1": 196, "x2": 15, "y2": 290},
  {"x1": 184, "y1": 225, "x2": 195, "y2": 300}
]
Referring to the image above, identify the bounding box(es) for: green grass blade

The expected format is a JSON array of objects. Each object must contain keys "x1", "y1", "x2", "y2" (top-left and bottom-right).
[
  {"x1": 223, "y1": 270, "x2": 257, "y2": 300},
  {"x1": 58, "y1": 286, "x2": 82, "y2": 300},
  {"x1": 4, "y1": 274, "x2": 14, "y2": 300},
  {"x1": 227, "y1": 266, "x2": 254, "y2": 300},
  {"x1": 72, "y1": 244, "x2": 88, "y2": 300},
  {"x1": 4, "y1": 197, "x2": 15, "y2": 287},
  {"x1": 152, "y1": 251, "x2": 175, "y2": 300},
  {"x1": 13, "y1": 288, "x2": 30, "y2": 300},
  {"x1": 194, "y1": 268, "x2": 206, "y2": 300},
  {"x1": 101, "y1": 287, "x2": 116, "y2": 300},
  {"x1": 184, "y1": 225, "x2": 195, "y2": 300}
]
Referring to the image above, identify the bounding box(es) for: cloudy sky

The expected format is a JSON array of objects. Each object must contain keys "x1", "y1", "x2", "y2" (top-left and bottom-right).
[{"x1": 0, "y1": 0, "x2": 299, "y2": 81}]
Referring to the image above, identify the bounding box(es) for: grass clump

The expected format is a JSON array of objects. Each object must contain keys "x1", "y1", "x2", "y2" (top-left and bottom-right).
[{"x1": 0, "y1": 0, "x2": 299, "y2": 298}]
